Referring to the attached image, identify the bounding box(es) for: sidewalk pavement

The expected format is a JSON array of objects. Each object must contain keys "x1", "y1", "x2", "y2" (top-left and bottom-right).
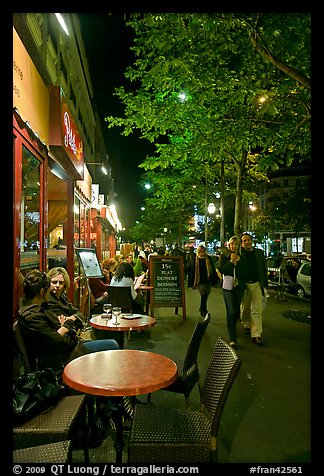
[{"x1": 75, "y1": 285, "x2": 312, "y2": 464}]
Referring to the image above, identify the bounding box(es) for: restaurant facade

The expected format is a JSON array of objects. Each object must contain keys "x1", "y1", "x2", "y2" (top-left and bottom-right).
[{"x1": 13, "y1": 14, "x2": 120, "y2": 317}]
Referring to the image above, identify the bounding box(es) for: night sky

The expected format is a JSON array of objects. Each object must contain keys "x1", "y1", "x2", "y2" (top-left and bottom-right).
[{"x1": 79, "y1": 13, "x2": 154, "y2": 230}]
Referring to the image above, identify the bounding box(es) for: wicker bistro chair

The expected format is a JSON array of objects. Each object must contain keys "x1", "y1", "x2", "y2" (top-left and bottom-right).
[
  {"x1": 13, "y1": 440, "x2": 72, "y2": 463},
  {"x1": 13, "y1": 320, "x2": 89, "y2": 463},
  {"x1": 128, "y1": 337, "x2": 242, "y2": 464},
  {"x1": 13, "y1": 319, "x2": 37, "y2": 374},
  {"x1": 147, "y1": 313, "x2": 211, "y2": 408},
  {"x1": 13, "y1": 394, "x2": 89, "y2": 463}
]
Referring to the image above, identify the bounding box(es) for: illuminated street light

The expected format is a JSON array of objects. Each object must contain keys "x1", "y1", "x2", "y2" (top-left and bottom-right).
[
  {"x1": 248, "y1": 202, "x2": 257, "y2": 231},
  {"x1": 55, "y1": 13, "x2": 69, "y2": 35},
  {"x1": 87, "y1": 162, "x2": 108, "y2": 175},
  {"x1": 178, "y1": 92, "x2": 187, "y2": 102},
  {"x1": 144, "y1": 183, "x2": 151, "y2": 190}
]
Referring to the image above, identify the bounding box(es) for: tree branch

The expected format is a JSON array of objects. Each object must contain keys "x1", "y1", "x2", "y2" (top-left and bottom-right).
[{"x1": 248, "y1": 31, "x2": 311, "y2": 91}]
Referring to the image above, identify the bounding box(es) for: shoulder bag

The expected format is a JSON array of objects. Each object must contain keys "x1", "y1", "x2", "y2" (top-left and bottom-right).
[{"x1": 13, "y1": 367, "x2": 64, "y2": 425}]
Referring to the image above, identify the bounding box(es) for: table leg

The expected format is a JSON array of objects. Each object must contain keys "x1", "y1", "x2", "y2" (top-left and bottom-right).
[
  {"x1": 114, "y1": 396, "x2": 125, "y2": 463},
  {"x1": 145, "y1": 293, "x2": 150, "y2": 314}
]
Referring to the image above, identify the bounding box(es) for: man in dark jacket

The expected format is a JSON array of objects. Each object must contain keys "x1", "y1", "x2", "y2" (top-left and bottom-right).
[{"x1": 240, "y1": 233, "x2": 268, "y2": 345}]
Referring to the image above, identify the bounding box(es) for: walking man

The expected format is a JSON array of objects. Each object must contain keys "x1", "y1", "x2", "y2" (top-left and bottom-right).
[{"x1": 240, "y1": 233, "x2": 268, "y2": 345}]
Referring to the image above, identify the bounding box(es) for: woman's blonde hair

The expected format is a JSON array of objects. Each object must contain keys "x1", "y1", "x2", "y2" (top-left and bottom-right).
[
  {"x1": 228, "y1": 236, "x2": 239, "y2": 244},
  {"x1": 47, "y1": 267, "x2": 70, "y2": 291}
]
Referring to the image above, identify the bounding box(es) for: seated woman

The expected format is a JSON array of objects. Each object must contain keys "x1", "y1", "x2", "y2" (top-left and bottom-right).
[
  {"x1": 110, "y1": 262, "x2": 144, "y2": 314},
  {"x1": 47, "y1": 266, "x2": 86, "y2": 323},
  {"x1": 18, "y1": 270, "x2": 119, "y2": 377},
  {"x1": 101, "y1": 258, "x2": 117, "y2": 284}
]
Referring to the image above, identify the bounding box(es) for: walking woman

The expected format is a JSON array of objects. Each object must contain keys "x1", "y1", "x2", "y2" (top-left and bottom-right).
[
  {"x1": 193, "y1": 245, "x2": 218, "y2": 317},
  {"x1": 218, "y1": 236, "x2": 247, "y2": 347}
]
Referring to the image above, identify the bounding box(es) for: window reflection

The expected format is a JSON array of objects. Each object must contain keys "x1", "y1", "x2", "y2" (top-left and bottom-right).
[
  {"x1": 47, "y1": 168, "x2": 67, "y2": 270},
  {"x1": 20, "y1": 146, "x2": 41, "y2": 270}
]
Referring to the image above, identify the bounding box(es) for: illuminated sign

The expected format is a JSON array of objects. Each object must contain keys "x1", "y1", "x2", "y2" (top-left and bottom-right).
[{"x1": 61, "y1": 97, "x2": 83, "y2": 163}]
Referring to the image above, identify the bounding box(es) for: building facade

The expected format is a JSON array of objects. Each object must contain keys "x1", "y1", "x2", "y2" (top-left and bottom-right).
[{"x1": 13, "y1": 13, "x2": 120, "y2": 316}]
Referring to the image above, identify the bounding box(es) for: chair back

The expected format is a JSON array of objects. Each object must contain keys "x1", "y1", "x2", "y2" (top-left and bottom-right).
[
  {"x1": 13, "y1": 319, "x2": 36, "y2": 374},
  {"x1": 107, "y1": 285, "x2": 133, "y2": 312},
  {"x1": 182, "y1": 312, "x2": 210, "y2": 375},
  {"x1": 201, "y1": 337, "x2": 241, "y2": 438}
]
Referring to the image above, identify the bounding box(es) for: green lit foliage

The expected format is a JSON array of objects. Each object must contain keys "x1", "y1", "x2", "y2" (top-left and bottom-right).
[{"x1": 105, "y1": 13, "x2": 310, "y2": 237}]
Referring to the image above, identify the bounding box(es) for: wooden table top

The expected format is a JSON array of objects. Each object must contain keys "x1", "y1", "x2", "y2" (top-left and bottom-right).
[
  {"x1": 62, "y1": 349, "x2": 178, "y2": 397},
  {"x1": 90, "y1": 313, "x2": 156, "y2": 332}
]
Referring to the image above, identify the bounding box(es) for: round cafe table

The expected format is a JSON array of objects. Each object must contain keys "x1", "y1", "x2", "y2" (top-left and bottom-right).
[
  {"x1": 90, "y1": 313, "x2": 156, "y2": 349},
  {"x1": 63, "y1": 349, "x2": 177, "y2": 463}
]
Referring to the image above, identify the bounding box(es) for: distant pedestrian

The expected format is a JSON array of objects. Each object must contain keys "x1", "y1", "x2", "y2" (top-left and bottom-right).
[
  {"x1": 240, "y1": 233, "x2": 268, "y2": 345},
  {"x1": 193, "y1": 245, "x2": 218, "y2": 317},
  {"x1": 185, "y1": 247, "x2": 196, "y2": 288},
  {"x1": 218, "y1": 236, "x2": 247, "y2": 347}
]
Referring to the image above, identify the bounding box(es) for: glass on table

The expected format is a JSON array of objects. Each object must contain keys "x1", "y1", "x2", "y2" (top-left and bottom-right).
[
  {"x1": 112, "y1": 306, "x2": 121, "y2": 326},
  {"x1": 102, "y1": 303, "x2": 112, "y2": 324}
]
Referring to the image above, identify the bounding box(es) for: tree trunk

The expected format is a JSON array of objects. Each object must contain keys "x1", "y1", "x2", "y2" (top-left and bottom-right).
[
  {"x1": 234, "y1": 150, "x2": 248, "y2": 237},
  {"x1": 220, "y1": 158, "x2": 225, "y2": 245}
]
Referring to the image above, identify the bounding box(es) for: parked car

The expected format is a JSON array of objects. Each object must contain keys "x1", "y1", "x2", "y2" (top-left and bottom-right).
[
  {"x1": 296, "y1": 261, "x2": 311, "y2": 298},
  {"x1": 266, "y1": 255, "x2": 310, "y2": 294}
]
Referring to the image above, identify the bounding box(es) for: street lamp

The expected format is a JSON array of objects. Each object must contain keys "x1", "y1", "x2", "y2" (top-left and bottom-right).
[
  {"x1": 205, "y1": 202, "x2": 216, "y2": 247},
  {"x1": 248, "y1": 202, "x2": 256, "y2": 231},
  {"x1": 86, "y1": 162, "x2": 108, "y2": 175}
]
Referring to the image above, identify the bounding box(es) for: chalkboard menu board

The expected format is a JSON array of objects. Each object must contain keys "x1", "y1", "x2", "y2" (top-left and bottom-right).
[{"x1": 149, "y1": 256, "x2": 186, "y2": 320}]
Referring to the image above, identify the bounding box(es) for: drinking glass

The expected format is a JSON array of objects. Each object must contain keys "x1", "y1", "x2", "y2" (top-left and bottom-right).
[
  {"x1": 102, "y1": 303, "x2": 112, "y2": 324},
  {"x1": 112, "y1": 306, "x2": 121, "y2": 326}
]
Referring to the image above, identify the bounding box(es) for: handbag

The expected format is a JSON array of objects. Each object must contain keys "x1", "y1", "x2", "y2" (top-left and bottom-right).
[
  {"x1": 13, "y1": 368, "x2": 64, "y2": 425},
  {"x1": 222, "y1": 275, "x2": 234, "y2": 290},
  {"x1": 222, "y1": 267, "x2": 238, "y2": 291}
]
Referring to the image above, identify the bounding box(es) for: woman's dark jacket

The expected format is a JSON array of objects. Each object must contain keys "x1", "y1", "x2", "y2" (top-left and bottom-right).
[
  {"x1": 46, "y1": 292, "x2": 84, "y2": 325},
  {"x1": 18, "y1": 301, "x2": 86, "y2": 374},
  {"x1": 217, "y1": 248, "x2": 248, "y2": 290}
]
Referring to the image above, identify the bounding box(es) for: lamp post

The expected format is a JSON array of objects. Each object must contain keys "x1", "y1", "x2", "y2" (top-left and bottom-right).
[
  {"x1": 204, "y1": 202, "x2": 216, "y2": 247},
  {"x1": 248, "y1": 202, "x2": 256, "y2": 232}
]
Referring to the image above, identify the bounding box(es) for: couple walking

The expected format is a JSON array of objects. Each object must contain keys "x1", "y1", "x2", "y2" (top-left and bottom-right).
[{"x1": 218, "y1": 233, "x2": 268, "y2": 347}]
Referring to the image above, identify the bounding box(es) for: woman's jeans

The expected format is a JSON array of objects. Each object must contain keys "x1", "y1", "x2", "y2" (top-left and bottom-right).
[
  {"x1": 222, "y1": 286, "x2": 245, "y2": 342},
  {"x1": 83, "y1": 339, "x2": 120, "y2": 353}
]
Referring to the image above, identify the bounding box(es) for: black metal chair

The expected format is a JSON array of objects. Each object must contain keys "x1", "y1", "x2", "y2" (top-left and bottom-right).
[
  {"x1": 128, "y1": 337, "x2": 242, "y2": 464},
  {"x1": 107, "y1": 285, "x2": 134, "y2": 342},
  {"x1": 107, "y1": 285, "x2": 133, "y2": 313},
  {"x1": 147, "y1": 312, "x2": 210, "y2": 407}
]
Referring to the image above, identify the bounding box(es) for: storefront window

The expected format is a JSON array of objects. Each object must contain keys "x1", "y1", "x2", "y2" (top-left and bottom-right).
[
  {"x1": 73, "y1": 192, "x2": 90, "y2": 277},
  {"x1": 47, "y1": 168, "x2": 67, "y2": 270},
  {"x1": 20, "y1": 145, "x2": 41, "y2": 271}
]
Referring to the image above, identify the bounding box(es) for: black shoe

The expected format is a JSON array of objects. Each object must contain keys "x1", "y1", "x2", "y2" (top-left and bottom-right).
[
  {"x1": 244, "y1": 326, "x2": 251, "y2": 335},
  {"x1": 251, "y1": 337, "x2": 262, "y2": 345}
]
